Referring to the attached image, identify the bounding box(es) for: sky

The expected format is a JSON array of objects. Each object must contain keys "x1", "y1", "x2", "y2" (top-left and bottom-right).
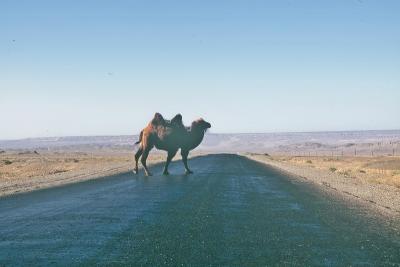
[{"x1": 1, "y1": 0, "x2": 399, "y2": 139}]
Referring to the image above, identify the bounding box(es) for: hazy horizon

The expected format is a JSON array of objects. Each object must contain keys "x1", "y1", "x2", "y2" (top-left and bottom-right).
[
  {"x1": 1, "y1": 128, "x2": 400, "y2": 142},
  {"x1": 2, "y1": 1, "x2": 399, "y2": 139}
]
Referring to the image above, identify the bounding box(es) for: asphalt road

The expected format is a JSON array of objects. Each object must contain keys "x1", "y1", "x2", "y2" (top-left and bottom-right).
[{"x1": 1, "y1": 154, "x2": 400, "y2": 266}]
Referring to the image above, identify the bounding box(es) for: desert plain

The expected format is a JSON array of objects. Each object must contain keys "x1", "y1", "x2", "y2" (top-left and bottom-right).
[{"x1": 1, "y1": 130, "x2": 399, "y2": 216}]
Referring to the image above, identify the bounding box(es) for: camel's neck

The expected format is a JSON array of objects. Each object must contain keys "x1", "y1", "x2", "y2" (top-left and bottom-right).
[{"x1": 187, "y1": 128, "x2": 205, "y2": 150}]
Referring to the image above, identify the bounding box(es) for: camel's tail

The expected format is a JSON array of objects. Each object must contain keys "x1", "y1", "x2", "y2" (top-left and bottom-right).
[{"x1": 135, "y1": 130, "x2": 143, "y2": 145}]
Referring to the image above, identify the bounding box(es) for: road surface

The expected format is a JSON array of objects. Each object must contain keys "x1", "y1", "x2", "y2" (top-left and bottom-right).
[{"x1": 1, "y1": 154, "x2": 399, "y2": 266}]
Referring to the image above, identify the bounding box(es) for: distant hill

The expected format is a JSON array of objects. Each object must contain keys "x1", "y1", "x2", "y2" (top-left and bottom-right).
[{"x1": 1, "y1": 130, "x2": 399, "y2": 156}]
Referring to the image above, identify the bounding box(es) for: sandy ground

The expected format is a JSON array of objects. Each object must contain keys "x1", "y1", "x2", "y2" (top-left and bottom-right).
[
  {"x1": 0, "y1": 149, "x2": 208, "y2": 197},
  {"x1": 245, "y1": 153, "x2": 400, "y2": 216},
  {"x1": 0, "y1": 150, "x2": 166, "y2": 197},
  {"x1": 273, "y1": 155, "x2": 400, "y2": 188},
  {"x1": 2, "y1": 148, "x2": 400, "y2": 217}
]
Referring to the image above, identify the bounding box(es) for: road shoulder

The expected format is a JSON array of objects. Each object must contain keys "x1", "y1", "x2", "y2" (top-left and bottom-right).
[
  {"x1": 0, "y1": 152, "x2": 163, "y2": 198},
  {"x1": 244, "y1": 153, "x2": 400, "y2": 218}
]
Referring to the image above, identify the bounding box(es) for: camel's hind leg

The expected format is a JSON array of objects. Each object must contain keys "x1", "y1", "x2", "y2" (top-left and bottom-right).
[
  {"x1": 181, "y1": 150, "x2": 193, "y2": 174},
  {"x1": 163, "y1": 149, "x2": 178, "y2": 175},
  {"x1": 141, "y1": 146, "x2": 153, "y2": 176},
  {"x1": 134, "y1": 146, "x2": 143, "y2": 174}
]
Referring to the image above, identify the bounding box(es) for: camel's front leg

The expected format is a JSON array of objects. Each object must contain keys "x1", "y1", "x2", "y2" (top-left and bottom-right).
[
  {"x1": 181, "y1": 150, "x2": 193, "y2": 174},
  {"x1": 163, "y1": 149, "x2": 178, "y2": 175}
]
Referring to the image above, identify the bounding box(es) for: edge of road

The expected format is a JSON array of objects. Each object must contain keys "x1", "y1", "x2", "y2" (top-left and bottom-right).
[
  {"x1": 0, "y1": 153, "x2": 207, "y2": 199},
  {"x1": 243, "y1": 153, "x2": 400, "y2": 220},
  {"x1": 3, "y1": 152, "x2": 400, "y2": 223}
]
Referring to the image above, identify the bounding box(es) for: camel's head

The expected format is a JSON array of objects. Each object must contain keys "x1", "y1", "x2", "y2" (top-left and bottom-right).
[{"x1": 191, "y1": 118, "x2": 211, "y2": 132}]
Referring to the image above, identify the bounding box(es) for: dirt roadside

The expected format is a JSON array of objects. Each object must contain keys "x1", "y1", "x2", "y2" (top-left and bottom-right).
[
  {"x1": 244, "y1": 153, "x2": 400, "y2": 217},
  {"x1": 0, "y1": 151, "x2": 165, "y2": 197}
]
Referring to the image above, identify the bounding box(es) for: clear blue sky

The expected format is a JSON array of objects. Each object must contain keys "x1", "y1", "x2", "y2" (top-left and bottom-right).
[{"x1": 1, "y1": 0, "x2": 399, "y2": 139}]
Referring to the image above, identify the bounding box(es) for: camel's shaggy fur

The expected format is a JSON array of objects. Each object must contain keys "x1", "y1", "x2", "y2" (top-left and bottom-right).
[{"x1": 134, "y1": 113, "x2": 211, "y2": 176}]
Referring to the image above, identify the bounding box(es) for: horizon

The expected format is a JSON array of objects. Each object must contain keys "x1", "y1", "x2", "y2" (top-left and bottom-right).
[
  {"x1": 2, "y1": 1, "x2": 400, "y2": 139},
  {"x1": 1, "y1": 128, "x2": 400, "y2": 142}
]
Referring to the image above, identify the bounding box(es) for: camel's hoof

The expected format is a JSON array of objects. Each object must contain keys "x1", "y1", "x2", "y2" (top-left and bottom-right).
[
  {"x1": 163, "y1": 171, "x2": 170, "y2": 176},
  {"x1": 133, "y1": 169, "x2": 138, "y2": 175},
  {"x1": 145, "y1": 172, "x2": 153, "y2": 177},
  {"x1": 185, "y1": 170, "x2": 193, "y2": 175}
]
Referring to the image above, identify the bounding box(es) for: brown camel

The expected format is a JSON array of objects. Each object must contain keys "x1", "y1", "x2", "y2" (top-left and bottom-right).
[{"x1": 134, "y1": 113, "x2": 211, "y2": 176}]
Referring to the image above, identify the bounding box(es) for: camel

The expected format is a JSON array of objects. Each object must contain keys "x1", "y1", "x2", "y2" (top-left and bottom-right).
[{"x1": 134, "y1": 113, "x2": 211, "y2": 176}]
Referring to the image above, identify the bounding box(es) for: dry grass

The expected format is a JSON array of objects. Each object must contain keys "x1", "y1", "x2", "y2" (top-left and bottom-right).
[
  {"x1": 0, "y1": 150, "x2": 165, "y2": 196},
  {"x1": 0, "y1": 149, "x2": 207, "y2": 197},
  {"x1": 1, "y1": 152, "x2": 123, "y2": 180},
  {"x1": 274, "y1": 155, "x2": 400, "y2": 188},
  {"x1": 0, "y1": 151, "x2": 168, "y2": 181}
]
